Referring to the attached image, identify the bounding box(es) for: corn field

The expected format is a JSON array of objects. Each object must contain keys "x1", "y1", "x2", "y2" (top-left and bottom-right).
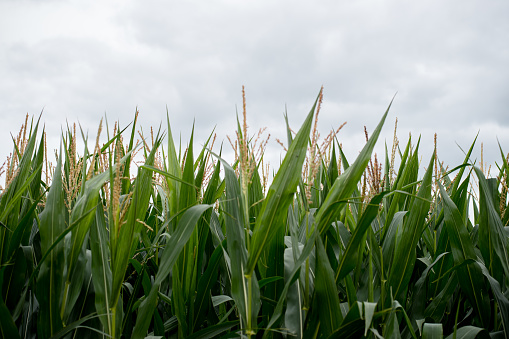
[{"x1": 1, "y1": 89, "x2": 509, "y2": 338}]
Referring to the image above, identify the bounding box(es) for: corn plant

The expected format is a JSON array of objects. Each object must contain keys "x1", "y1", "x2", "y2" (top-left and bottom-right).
[{"x1": 1, "y1": 90, "x2": 509, "y2": 338}]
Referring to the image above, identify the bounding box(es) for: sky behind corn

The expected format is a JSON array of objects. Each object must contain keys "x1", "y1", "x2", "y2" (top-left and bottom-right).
[{"x1": 1, "y1": 0, "x2": 508, "y2": 175}]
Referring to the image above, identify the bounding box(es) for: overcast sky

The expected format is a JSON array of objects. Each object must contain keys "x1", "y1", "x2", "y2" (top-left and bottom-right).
[{"x1": 1, "y1": 0, "x2": 508, "y2": 178}]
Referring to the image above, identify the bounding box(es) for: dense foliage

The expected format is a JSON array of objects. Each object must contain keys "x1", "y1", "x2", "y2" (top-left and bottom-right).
[{"x1": 1, "y1": 90, "x2": 508, "y2": 338}]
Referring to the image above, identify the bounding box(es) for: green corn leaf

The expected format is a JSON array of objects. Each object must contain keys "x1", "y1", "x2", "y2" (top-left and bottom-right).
[
  {"x1": 344, "y1": 274, "x2": 357, "y2": 307},
  {"x1": 0, "y1": 164, "x2": 42, "y2": 226},
  {"x1": 383, "y1": 305, "x2": 401, "y2": 339},
  {"x1": 325, "y1": 143, "x2": 339, "y2": 194},
  {"x1": 179, "y1": 127, "x2": 197, "y2": 212},
  {"x1": 408, "y1": 252, "x2": 449, "y2": 321},
  {"x1": 315, "y1": 235, "x2": 342, "y2": 336},
  {"x1": 258, "y1": 276, "x2": 284, "y2": 289},
  {"x1": 166, "y1": 110, "x2": 182, "y2": 216},
  {"x1": 121, "y1": 111, "x2": 139, "y2": 194},
  {"x1": 245, "y1": 91, "x2": 319, "y2": 276},
  {"x1": 97, "y1": 123, "x2": 131, "y2": 155},
  {"x1": 477, "y1": 261, "x2": 509, "y2": 337},
  {"x1": 0, "y1": 268, "x2": 20, "y2": 339},
  {"x1": 219, "y1": 157, "x2": 260, "y2": 334},
  {"x1": 475, "y1": 166, "x2": 509, "y2": 282},
  {"x1": 186, "y1": 321, "x2": 238, "y2": 339},
  {"x1": 6, "y1": 191, "x2": 44, "y2": 262},
  {"x1": 2, "y1": 247, "x2": 27, "y2": 320},
  {"x1": 67, "y1": 150, "x2": 132, "y2": 288},
  {"x1": 281, "y1": 260, "x2": 304, "y2": 338},
  {"x1": 211, "y1": 295, "x2": 233, "y2": 307},
  {"x1": 387, "y1": 151, "x2": 434, "y2": 302},
  {"x1": 89, "y1": 204, "x2": 115, "y2": 336},
  {"x1": 439, "y1": 182, "x2": 491, "y2": 327},
  {"x1": 424, "y1": 272, "x2": 458, "y2": 322},
  {"x1": 498, "y1": 142, "x2": 509, "y2": 225},
  {"x1": 20, "y1": 128, "x2": 45, "y2": 236},
  {"x1": 382, "y1": 139, "x2": 416, "y2": 238},
  {"x1": 173, "y1": 267, "x2": 187, "y2": 337},
  {"x1": 444, "y1": 326, "x2": 490, "y2": 339},
  {"x1": 427, "y1": 217, "x2": 454, "y2": 299},
  {"x1": 172, "y1": 130, "x2": 199, "y2": 337},
  {"x1": 327, "y1": 301, "x2": 364, "y2": 339},
  {"x1": 327, "y1": 301, "x2": 390, "y2": 339},
  {"x1": 422, "y1": 323, "x2": 443, "y2": 339},
  {"x1": 264, "y1": 229, "x2": 318, "y2": 336},
  {"x1": 363, "y1": 302, "x2": 377, "y2": 336},
  {"x1": 381, "y1": 210, "x2": 407, "y2": 277},
  {"x1": 335, "y1": 192, "x2": 387, "y2": 282},
  {"x1": 260, "y1": 227, "x2": 285, "y2": 329},
  {"x1": 61, "y1": 241, "x2": 89, "y2": 323},
  {"x1": 111, "y1": 140, "x2": 159, "y2": 307},
  {"x1": 131, "y1": 203, "x2": 213, "y2": 338},
  {"x1": 27, "y1": 204, "x2": 94, "y2": 292},
  {"x1": 0, "y1": 116, "x2": 40, "y2": 239},
  {"x1": 141, "y1": 164, "x2": 197, "y2": 190},
  {"x1": 47, "y1": 313, "x2": 105, "y2": 339},
  {"x1": 314, "y1": 99, "x2": 392, "y2": 235},
  {"x1": 450, "y1": 135, "x2": 477, "y2": 196},
  {"x1": 129, "y1": 258, "x2": 152, "y2": 296},
  {"x1": 36, "y1": 144, "x2": 65, "y2": 338},
  {"x1": 193, "y1": 240, "x2": 225, "y2": 332}
]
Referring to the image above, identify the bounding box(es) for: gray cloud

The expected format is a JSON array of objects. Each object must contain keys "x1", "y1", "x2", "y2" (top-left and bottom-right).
[{"x1": 1, "y1": 0, "x2": 508, "y2": 174}]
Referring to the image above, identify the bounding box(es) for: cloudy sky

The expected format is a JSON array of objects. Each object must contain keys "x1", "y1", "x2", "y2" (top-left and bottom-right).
[{"x1": 1, "y1": 0, "x2": 508, "y2": 177}]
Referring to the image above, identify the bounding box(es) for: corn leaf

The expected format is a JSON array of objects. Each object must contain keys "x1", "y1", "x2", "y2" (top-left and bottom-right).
[
  {"x1": 335, "y1": 192, "x2": 387, "y2": 282},
  {"x1": 245, "y1": 91, "x2": 319, "y2": 275},
  {"x1": 477, "y1": 261, "x2": 509, "y2": 336},
  {"x1": 0, "y1": 268, "x2": 20, "y2": 339},
  {"x1": 192, "y1": 239, "x2": 225, "y2": 332},
  {"x1": 475, "y1": 166, "x2": 509, "y2": 282},
  {"x1": 314, "y1": 99, "x2": 392, "y2": 235},
  {"x1": 220, "y1": 158, "x2": 260, "y2": 333},
  {"x1": 315, "y1": 235, "x2": 342, "y2": 336},
  {"x1": 422, "y1": 323, "x2": 442, "y2": 339},
  {"x1": 89, "y1": 204, "x2": 116, "y2": 335},
  {"x1": 36, "y1": 144, "x2": 65, "y2": 338},
  {"x1": 132, "y1": 203, "x2": 213, "y2": 338},
  {"x1": 444, "y1": 326, "x2": 490, "y2": 339},
  {"x1": 439, "y1": 182, "x2": 491, "y2": 327},
  {"x1": 388, "y1": 151, "x2": 434, "y2": 302},
  {"x1": 111, "y1": 142, "x2": 159, "y2": 306}
]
